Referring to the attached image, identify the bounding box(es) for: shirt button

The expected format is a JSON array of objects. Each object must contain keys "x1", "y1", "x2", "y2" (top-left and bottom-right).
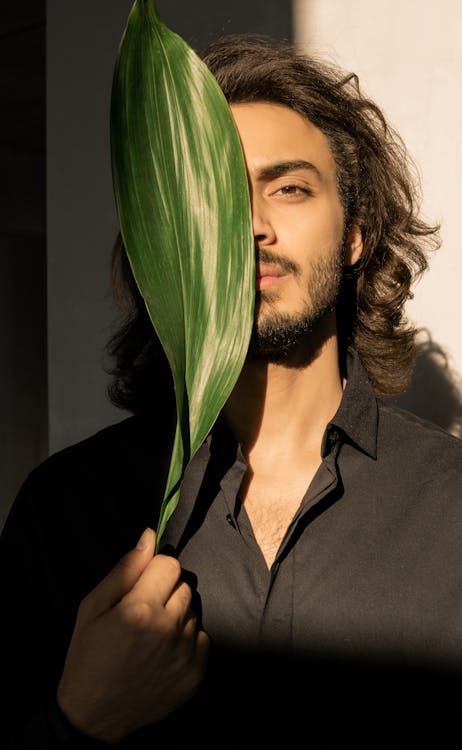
[{"x1": 226, "y1": 513, "x2": 236, "y2": 529}]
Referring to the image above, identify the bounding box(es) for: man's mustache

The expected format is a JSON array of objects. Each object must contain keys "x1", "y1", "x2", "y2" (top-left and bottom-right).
[{"x1": 256, "y1": 246, "x2": 301, "y2": 277}]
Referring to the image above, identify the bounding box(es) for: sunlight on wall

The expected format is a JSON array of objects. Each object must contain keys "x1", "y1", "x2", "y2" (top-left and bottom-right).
[{"x1": 293, "y1": 0, "x2": 462, "y2": 379}]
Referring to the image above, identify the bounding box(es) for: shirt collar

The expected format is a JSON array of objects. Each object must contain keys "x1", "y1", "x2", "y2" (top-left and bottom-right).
[
  {"x1": 208, "y1": 347, "x2": 378, "y2": 460},
  {"x1": 162, "y1": 348, "x2": 378, "y2": 552},
  {"x1": 325, "y1": 347, "x2": 378, "y2": 459}
]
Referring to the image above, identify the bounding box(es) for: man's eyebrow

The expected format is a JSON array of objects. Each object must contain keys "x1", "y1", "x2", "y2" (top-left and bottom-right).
[{"x1": 256, "y1": 160, "x2": 322, "y2": 181}]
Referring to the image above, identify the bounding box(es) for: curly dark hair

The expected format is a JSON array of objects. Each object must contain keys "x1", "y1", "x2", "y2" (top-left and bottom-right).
[{"x1": 106, "y1": 33, "x2": 440, "y2": 412}]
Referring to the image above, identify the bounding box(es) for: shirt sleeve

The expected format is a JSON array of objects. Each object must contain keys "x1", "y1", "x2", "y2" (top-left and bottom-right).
[
  {"x1": 0, "y1": 466, "x2": 114, "y2": 749},
  {"x1": 0, "y1": 418, "x2": 178, "y2": 749},
  {"x1": 46, "y1": 697, "x2": 109, "y2": 748},
  {"x1": 4, "y1": 696, "x2": 109, "y2": 749}
]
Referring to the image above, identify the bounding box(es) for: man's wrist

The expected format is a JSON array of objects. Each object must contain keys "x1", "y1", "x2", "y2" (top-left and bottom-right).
[{"x1": 47, "y1": 696, "x2": 110, "y2": 747}]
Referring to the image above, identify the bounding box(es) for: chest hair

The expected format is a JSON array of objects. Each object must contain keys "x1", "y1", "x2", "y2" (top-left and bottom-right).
[{"x1": 242, "y1": 471, "x2": 316, "y2": 568}]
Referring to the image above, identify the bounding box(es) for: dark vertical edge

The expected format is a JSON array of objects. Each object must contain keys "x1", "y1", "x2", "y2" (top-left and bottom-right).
[{"x1": 0, "y1": 2, "x2": 48, "y2": 529}]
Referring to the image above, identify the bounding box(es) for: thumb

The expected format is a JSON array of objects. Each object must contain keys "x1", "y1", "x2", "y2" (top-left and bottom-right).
[{"x1": 81, "y1": 527, "x2": 156, "y2": 619}]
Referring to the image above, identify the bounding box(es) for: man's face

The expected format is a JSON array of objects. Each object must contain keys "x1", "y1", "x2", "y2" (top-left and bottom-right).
[{"x1": 230, "y1": 101, "x2": 351, "y2": 360}]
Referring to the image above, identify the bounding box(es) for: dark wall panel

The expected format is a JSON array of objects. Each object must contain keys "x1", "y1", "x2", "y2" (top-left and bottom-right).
[
  {"x1": 0, "y1": 5, "x2": 47, "y2": 527},
  {"x1": 47, "y1": 1, "x2": 134, "y2": 455},
  {"x1": 156, "y1": 0, "x2": 293, "y2": 49}
]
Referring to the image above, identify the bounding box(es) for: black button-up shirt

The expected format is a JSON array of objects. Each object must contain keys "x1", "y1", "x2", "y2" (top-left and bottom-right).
[
  {"x1": 163, "y1": 349, "x2": 462, "y2": 665},
  {"x1": 1, "y1": 348, "x2": 462, "y2": 748}
]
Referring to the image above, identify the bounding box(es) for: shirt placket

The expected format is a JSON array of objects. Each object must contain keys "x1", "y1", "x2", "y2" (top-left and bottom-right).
[{"x1": 257, "y1": 445, "x2": 341, "y2": 649}]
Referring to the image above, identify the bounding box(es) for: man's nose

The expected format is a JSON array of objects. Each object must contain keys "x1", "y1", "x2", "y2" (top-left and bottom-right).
[{"x1": 251, "y1": 196, "x2": 276, "y2": 244}]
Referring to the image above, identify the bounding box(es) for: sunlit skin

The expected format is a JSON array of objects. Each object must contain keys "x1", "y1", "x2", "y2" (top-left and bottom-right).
[
  {"x1": 235, "y1": 103, "x2": 345, "y2": 319},
  {"x1": 223, "y1": 102, "x2": 363, "y2": 566}
]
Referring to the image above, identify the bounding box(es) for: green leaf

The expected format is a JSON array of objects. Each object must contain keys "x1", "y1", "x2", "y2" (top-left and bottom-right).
[{"x1": 110, "y1": 0, "x2": 254, "y2": 548}]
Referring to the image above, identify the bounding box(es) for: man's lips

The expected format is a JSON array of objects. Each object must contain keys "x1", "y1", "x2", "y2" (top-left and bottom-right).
[{"x1": 256, "y1": 263, "x2": 286, "y2": 289}]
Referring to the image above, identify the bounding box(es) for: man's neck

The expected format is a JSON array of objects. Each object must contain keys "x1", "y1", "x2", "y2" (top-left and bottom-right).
[{"x1": 222, "y1": 322, "x2": 344, "y2": 464}]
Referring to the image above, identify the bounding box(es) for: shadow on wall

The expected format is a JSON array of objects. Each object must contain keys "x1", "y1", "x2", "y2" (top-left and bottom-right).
[{"x1": 387, "y1": 329, "x2": 462, "y2": 438}]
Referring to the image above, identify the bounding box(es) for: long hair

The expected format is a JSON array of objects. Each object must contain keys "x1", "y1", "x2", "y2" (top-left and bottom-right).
[{"x1": 106, "y1": 34, "x2": 440, "y2": 412}]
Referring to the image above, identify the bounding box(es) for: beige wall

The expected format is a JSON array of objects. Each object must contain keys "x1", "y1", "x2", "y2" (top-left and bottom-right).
[{"x1": 294, "y1": 0, "x2": 462, "y2": 383}]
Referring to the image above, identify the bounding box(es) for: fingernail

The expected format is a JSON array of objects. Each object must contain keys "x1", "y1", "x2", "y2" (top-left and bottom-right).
[{"x1": 136, "y1": 527, "x2": 152, "y2": 550}]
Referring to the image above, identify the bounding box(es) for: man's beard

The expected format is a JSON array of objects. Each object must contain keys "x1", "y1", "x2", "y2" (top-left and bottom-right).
[{"x1": 248, "y1": 245, "x2": 343, "y2": 364}]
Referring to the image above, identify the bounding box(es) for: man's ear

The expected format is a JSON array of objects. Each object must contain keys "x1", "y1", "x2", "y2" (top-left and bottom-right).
[{"x1": 344, "y1": 224, "x2": 363, "y2": 266}]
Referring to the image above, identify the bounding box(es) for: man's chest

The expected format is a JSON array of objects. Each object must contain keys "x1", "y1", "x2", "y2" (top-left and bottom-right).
[
  {"x1": 241, "y1": 472, "x2": 317, "y2": 568},
  {"x1": 175, "y1": 474, "x2": 462, "y2": 668}
]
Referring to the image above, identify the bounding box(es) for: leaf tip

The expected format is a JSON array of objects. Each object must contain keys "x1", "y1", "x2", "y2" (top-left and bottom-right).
[{"x1": 138, "y1": 0, "x2": 161, "y2": 23}]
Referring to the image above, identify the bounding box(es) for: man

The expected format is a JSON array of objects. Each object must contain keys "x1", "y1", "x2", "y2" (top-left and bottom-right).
[{"x1": 1, "y1": 34, "x2": 461, "y2": 748}]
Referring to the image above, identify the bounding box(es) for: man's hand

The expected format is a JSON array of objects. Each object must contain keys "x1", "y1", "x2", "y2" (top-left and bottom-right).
[{"x1": 57, "y1": 527, "x2": 209, "y2": 744}]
